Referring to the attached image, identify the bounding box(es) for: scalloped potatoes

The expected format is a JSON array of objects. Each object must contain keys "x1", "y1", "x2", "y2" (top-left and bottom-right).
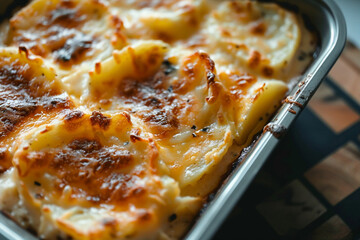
[{"x1": 0, "y1": 0, "x2": 316, "y2": 239}]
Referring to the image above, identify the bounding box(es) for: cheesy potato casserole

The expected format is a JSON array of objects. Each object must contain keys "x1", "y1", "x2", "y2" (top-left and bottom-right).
[{"x1": 0, "y1": 0, "x2": 316, "y2": 239}]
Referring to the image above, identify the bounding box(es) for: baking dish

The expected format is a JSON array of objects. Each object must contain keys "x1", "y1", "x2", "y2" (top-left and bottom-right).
[
  {"x1": 0, "y1": 0, "x2": 346, "y2": 239},
  {"x1": 185, "y1": 0, "x2": 346, "y2": 239}
]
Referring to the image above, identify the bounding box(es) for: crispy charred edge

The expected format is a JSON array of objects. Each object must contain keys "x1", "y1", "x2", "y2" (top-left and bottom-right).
[
  {"x1": 130, "y1": 128, "x2": 142, "y2": 143},
  {"x1": 18, "y1": 46, "x2": 29, "y2": 58},
  {"x1": 197, "y1": 52, "x2": 222, "y2": 104},
  {"x1": 109, "y1": 15, "x2": 128, "y2": 48},
  {"x1": 176, "y1": 51, "x2": 222, "y2": 104},
  {"x1": 64, "y1": 110, "x2": 84, "y2": 121},
  {"x1": 90, "y1": 111, "x2": 111, "y2": 130},
  {"x1": 18, "y1": 46, "x2": 44, "y2": 62}
]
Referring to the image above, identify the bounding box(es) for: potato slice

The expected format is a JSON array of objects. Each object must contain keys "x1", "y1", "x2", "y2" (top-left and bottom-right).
[
  {"x1": 12, "y1": 111, "x2": 201, "y2": 240},
  {"x1": 202, "y1": 1, "x2": 301, "y2": 78},
  {"x1": 108, "y1": 0, "x2": 207, "y2": 40},
  {"x1": 7, "y1": 0, "x2": 128, "y2": 74}
]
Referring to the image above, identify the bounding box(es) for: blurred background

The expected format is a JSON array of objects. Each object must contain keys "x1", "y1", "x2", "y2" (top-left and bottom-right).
[{"x1": 214, "y1": 0, "x2": 360, "y2": 239}]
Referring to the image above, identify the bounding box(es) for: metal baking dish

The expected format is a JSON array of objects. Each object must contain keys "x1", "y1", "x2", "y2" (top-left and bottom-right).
[
  {"x1": 185, "y1": 0, "x2": 346, "y2": 239},
  {"x1": 0, "y1": 0, "x2": 346, "y2": 239}
]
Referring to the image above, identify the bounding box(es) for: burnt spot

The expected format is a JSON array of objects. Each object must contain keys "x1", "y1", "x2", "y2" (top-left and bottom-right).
[
  {"x1": 262, "y1": 66, "x2": 274, "y2": 77},
  {"x1": 149, "y1": 97, "x2": 160, "y2": 106},
  {"x1": 162, "y1": 60, "x2": 176, "y2": 75},
  {"x1": 90, "y1": 111, "x2": 111, "y2": 130},
  {"x1": 54, "y1": 33, "x2": 94, "y2": 66},
  {"x1": 18, "y1": 46, "x2": 29, "y2": 58},
  {"x1": 34, "y1": 181, "x2": 41, "y2": 186},
  {"x1": 201, "y1": 127, "x2": 210, "y2": 132},
  {"x1": 64, "y1": 110, "x2": 84, "y2": 121},
  {"x1": 68, "y1": 139, "x2": 102, "y2": 153},
  {"x1": 250, "y1": 21, "x2": 267, "y2": 35},
  {"x1": 207, "y1": 71, "x2": 215, "y2": 84},
  {"x1": 42, "y1": 94, "x2": 72, "y2": 110},
  {"x1": 168, "y1": 213, "x2": 177, "y2": 222},
  {"x1": 92, "y1": 149, "x2": 133, "y2": 173},
  {"x1": 298, "y1": 51, "x2": 307, "y2": 61},
  {"x1": 167, "y1": 85, "x2": 173, "y2": 92},
  {"x1": 199, "y1": 52, "x2": 215, "y2": 72}
]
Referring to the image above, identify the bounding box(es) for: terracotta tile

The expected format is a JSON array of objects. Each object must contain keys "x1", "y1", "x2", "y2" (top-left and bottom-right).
[
  {"x1": 305, "y1": 215, "x2": 351, "y2": 240},
  {"x1": 305, "y1": 142, "x2": 360, "y2": 205},
  {"x1": 256, "y1": 180, "x2": 326, "y2": 236},
  {"x1": 343, "y1": 42, "x2": 360, "y2": 72},
  {"x1": 329, "y1": 57, "x2": 360, "y2": 105},
  {"x1": 308, "y1": 83, "x2": 360, "y2": 133}
]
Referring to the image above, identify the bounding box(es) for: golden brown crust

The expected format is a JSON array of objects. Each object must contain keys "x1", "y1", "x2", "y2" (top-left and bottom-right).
[
  {"x1": 10, "y1": 1, "x2": 94, "y2": 67},
  {"x1": 0, "y1": 48, "x2": 72, "y2": 172}
]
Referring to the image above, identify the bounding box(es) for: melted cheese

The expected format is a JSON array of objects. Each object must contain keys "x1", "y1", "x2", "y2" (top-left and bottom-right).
[
  {"x1": 202, "y1": 1, "x2": 301, "y2": 78},
  {"x1": 12, "y1": 111, "x2": 201, "y2": 240},
  {"x1": 0, "y1": 0, "x2": 317, "y2": 239},
  {"x1": 0, "y1": 47, "x2": 72, "y2": 174},
  {"x1": 7, "y1": 0, "x2": 127, "y2": 75},
  {"x1": 107, "y1": 0, "x2": 207, "y2": 41}
]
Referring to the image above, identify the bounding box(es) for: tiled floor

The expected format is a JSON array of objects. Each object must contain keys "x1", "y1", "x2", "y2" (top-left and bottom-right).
[
  {"x1": 214, "y1": 42, "x2": 360, "y2": 239},
  {"x1": 305, "y1": 142, "x2": 360, "y2": 205},
  {"x1": 308, "y1": 83, "x2": 359, "y2": 133}
]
